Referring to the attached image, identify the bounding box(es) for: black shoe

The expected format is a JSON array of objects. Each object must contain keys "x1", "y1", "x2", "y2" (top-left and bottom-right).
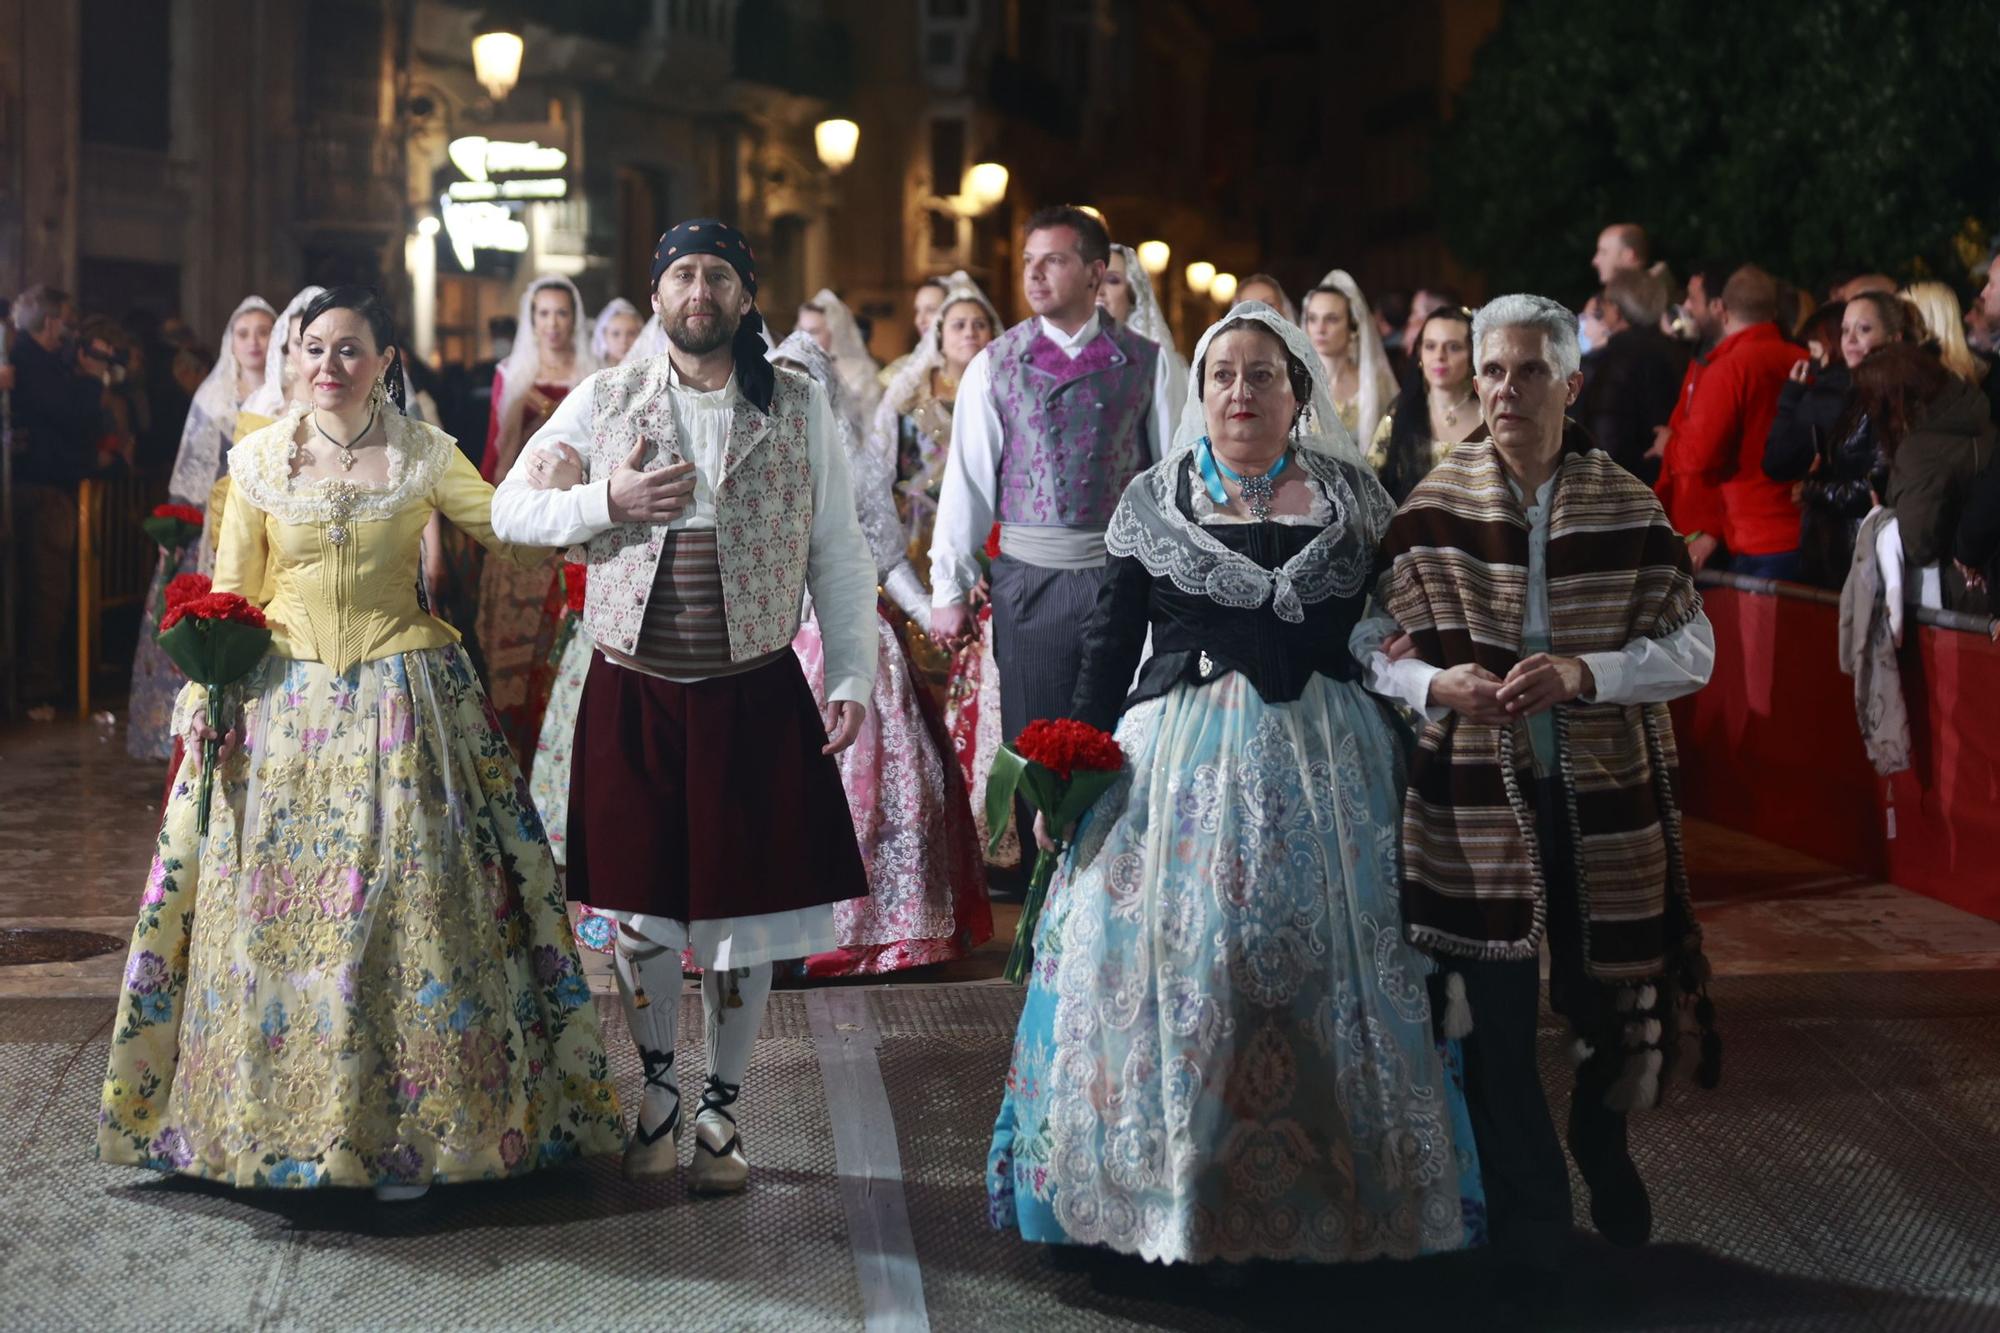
[{"x1": 1568, "y1": 1092, "x2": 1652, "y2": 1247}]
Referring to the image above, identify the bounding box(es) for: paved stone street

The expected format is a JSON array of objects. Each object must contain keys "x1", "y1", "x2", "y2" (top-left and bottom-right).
[{"x1": 3, "y1": 716, "x2": 1998, "y2": 1332}]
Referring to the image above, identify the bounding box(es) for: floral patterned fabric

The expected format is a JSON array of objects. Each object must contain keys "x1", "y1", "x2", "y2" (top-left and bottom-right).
[
  {"x1": 945, "y1": 606, "x2": 1020, "y2": 867},
  {"x1": 475, "y1": 384, "x2": 569, "y2": 765},
  {"x1": 793, "y1": 606, "x2": 992, "y2": 976},
  {"x1": 98, "y1": 643, "x2": 624, "y2": 1188},
  {"x1": 529, "y1": 617, "x2": 592, "y2": 867},
  {"x1": 126, "y1": 540, "x2": 204, "y2": 761},
  {"x1": 578, "y1": 359, "x2": 818, "y2": 663},
  {"x1": 987, "y1": 673, "x2": 1485, "y2": 1263}
]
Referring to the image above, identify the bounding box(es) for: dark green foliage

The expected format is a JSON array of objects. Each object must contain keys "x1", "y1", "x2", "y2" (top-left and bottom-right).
[{"x1": 1436, "y1": 0, "x2": 2000, "y2": 301}]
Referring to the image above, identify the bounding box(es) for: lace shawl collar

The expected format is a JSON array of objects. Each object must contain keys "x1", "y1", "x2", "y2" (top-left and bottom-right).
[
  {"x1": 229, "y1": 409, "x2": 455, "y2": 525},
  {"x1": 1104, "y1": 446, "x2": 1376, "y2": 622}
]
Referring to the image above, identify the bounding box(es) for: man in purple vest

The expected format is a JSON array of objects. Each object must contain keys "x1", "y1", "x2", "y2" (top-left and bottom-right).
[{"x1": 929, "y1": 206, "x2": 1176, "y2": 858}]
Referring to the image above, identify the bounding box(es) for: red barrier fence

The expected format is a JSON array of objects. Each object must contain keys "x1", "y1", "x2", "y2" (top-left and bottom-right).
[{"x1": 1672, "y1": 581, "x2": 2000, "y2": 920}]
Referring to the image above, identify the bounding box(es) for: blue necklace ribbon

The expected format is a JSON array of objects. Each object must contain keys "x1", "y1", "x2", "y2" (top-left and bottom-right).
[{"x1": 1196, "y1": 436, "x2": 1289, "y2": 517}]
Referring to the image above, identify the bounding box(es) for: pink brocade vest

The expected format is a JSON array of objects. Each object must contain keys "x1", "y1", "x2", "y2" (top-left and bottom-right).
[
  {"x1": 580, "y1": 357, "x2": 816, "y2": 662},
  {"x1": 990, "y1": 317, "x2": 1158, "y2": 528}
]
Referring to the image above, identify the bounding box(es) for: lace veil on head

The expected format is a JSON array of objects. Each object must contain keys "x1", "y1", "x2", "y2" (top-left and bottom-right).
[
  {"x1": 242, "y1": 285, "x2": 326, "y2": 419},
  {"x1": 590, "y1": 297, "x2": 642, "y2": 364},
  {"x1": 629, "y1": 311, "x2": 668, "y2": 362},
  {"x1": 496, "y1": 275, "x2": 595, "y2": 417},
  {"x1": 1109, "y1": 244, "x2": 1174, "y2": 354},
  {"x1": 168, "y1": 295, "x2": 277, "y2": 502},
  {"x1": 1314, "y1": 268, "x2": 1398, "y2": 446},
  {"x1": 803, "y1": 288, "x2": 883, "y2": 418},
  {"x1": 1172, "y1": 300, "x2": 1394, "y2": 541},
  {"x1": 876, "y1": 272, "x2": 998, "y2": 415},
  {"x1": 767, "y1": 328, "x2": 846, "y2": 420}
]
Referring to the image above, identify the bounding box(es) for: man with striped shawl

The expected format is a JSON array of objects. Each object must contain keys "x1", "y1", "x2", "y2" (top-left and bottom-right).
[{"x1": 1364, "y1": 295, "x2": 1721, "y2": 1284}]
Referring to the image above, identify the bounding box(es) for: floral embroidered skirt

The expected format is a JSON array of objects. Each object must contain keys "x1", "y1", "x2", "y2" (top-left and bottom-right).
[
  {"x1": 944, "y1": 606, "x2": 1020, "y2": 869},
  {"x1": 529, "y1": 620, "x2": 592, "y2": 869},
  {"x1": 97, "y1": 643, "x2": 625, "y2": 1189},
  {"x1": 792, "y1": 605, "x2": 993, "y2": 977},
  {"x1": 986, "y1": 672, "x2": 1486, "y2": 1264},
  {"x1": 125, "y1": 540, "x2": 202, "y2": 762},
  {"x1": 475, "y1": 553, "x2": 565, "y2": 768}
]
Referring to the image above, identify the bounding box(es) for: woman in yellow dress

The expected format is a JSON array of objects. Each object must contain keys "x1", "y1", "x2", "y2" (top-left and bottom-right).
[{"x1": 97, "y1": 287, "x2": 623, "y2": 1198}]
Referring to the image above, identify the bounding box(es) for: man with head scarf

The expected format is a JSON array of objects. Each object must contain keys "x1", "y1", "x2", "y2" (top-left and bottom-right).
[
  {"x1": 490, "y1": 219, "x2": 877, "y2": 1195},
  {"x1": 927, "y1": 206, "x2": 1178, "y2": 857}
]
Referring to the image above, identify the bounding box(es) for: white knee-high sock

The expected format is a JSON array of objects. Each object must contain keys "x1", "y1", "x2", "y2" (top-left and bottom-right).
[
  {"x1": 613, "y1": 929, "x2": 681, "y2": 1141},
  {"x1": 696, "y1": 963, "x2": 772, "y2": 1149}
]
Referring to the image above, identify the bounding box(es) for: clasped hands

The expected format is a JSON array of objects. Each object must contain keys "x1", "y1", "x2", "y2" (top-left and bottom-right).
[{"x1": 1384, "y1": 632, "x2": 1594, "y2": 724}]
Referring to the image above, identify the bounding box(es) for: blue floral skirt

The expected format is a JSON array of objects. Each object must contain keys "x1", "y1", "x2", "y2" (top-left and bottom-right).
[
  {"x1": 987, "y1": 673, "x2": 1486, "y2": 1263},
  {"x1": 97, "y1": 644, "x2": 624, "y2": 1188}
]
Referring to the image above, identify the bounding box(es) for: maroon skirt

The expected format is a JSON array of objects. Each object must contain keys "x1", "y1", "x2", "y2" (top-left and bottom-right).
[{"x1": 566, "y1": 650, "x2": 869, "y2": 922}]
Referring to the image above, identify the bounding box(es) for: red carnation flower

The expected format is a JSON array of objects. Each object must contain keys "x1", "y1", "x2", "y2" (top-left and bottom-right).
[
  {"x1": 161, "y1": 590, "x2": 267, "y2": 633},
  {"x1": 1012, "y1": 718, "x2": 1123, "y2": 782},
  {"x1": 151, "y1": 503, "x2": 206, "y2": 528},
  {"x1": 563, "y1": 563, "x2": 588, "y2": 613},
  {"x1": 164, "y1": 572, "x2": 212, "y2": 612},
  {"x1": 984, "y1": 523, "x2": 1003, "y2": 561}
]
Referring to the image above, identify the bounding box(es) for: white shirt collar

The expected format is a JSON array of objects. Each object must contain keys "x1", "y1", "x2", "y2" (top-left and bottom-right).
[
  {"x1": 1039, "y1": 311, "x2": 1101, "y2": 355},
  {"x1": 667, "y1": 358, "x2": 737, "y2": 409}
]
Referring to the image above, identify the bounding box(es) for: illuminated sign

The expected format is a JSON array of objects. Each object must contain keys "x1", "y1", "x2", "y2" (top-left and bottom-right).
[
  {"x1": 440, "y1": 200, "x2": 529, "y2": 270},
  {"x1": 445, "y1": 178, "x2": 569, "y2": 201},
  {"x1": 448, "y1": 135, "x2": 568, "y2": 182},
  {"x1": 436, "y1": 129, "x2": 570, "y2": 271}
]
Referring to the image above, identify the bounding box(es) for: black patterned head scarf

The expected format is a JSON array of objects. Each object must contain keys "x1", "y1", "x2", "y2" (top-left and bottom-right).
[{"x1": 651, "y1": 218, "x2": 773, "y2": 411}]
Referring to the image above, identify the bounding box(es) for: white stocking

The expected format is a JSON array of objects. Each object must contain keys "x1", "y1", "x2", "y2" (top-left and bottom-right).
[
  {"x1": 696, "y1": 963, "x2": 772, "y2": 1151},
  {"x1": 613, "y1": 928, "x2": 681, "y2": 1143}
]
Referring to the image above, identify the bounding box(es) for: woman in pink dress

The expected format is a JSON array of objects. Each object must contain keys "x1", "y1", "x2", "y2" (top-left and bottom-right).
[{"x1": 771, "y1": 329, "x2": 993, "y2": 976}]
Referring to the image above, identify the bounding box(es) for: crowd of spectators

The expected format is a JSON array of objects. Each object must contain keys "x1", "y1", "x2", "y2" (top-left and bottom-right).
[
  {"x1": 1, "y1": 285, "x2": 203, "y2": 715},
  {"x1": 1547, "y1": 227, "x2": 1999, "y2": 620}
]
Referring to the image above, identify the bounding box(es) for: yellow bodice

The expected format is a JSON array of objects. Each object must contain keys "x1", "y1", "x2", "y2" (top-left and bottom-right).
[{"x1": 217, "y1": 411, "x2": 545, "y2": 675}]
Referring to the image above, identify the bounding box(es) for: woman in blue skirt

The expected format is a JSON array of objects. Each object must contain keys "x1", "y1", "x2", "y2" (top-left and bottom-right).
[{"x1": 986, "y1": 302, "x2": 1484, "y2": 1265}]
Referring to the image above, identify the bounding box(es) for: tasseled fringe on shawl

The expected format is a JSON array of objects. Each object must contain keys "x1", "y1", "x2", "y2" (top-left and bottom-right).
[
  {"x1": 1580, "y1": 943, "x2": 1723, "y2": 1114},
  {"x1": 1440, "y1": 971, "x2": 1473, "y2": 1040}
]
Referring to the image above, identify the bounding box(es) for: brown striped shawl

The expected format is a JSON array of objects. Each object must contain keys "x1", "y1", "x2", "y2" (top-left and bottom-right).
[{"x1": 1382, "y1": 432, "x2": 1704, "y2": 981}]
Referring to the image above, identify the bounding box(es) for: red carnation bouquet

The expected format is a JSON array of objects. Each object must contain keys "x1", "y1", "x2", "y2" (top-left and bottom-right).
[
  {"x1": 142, "y1": 503, "x2": 207, "y2": 620},
  {"x1": 158, "y1": 589, "x2": 271, "y2": 836},
  {"x1": 165, "y1": 572, "x2": 212, "y2": 613},
  {"x1": 549, "y1": 562, "x2": 588, "y2": 667},
  {"x1": 986, "y1": 718, "x2": 1124, "y2": 983}
]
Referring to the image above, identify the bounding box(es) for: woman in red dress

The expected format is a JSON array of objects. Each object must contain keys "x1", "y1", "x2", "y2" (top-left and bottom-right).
[{"x1": 475, "y1": 275, "x2": 595, "y2": 764}]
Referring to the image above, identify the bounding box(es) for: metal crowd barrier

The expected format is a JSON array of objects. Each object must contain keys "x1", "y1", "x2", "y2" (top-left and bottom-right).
[
  {"x1": 75, "y1": 471, "x2": 160, "y2": 717},
  {"x1": 1696, "y1": 567, "x2": 1998, "y2": 637}
]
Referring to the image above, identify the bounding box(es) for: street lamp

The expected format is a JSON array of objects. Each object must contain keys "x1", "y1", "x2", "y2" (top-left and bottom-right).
[
  {"x1": 1185, "y1": 261, "x2": 1215, "y2": 296},
  {"x1": 963, "y1": 162, "x2": 1009, "y2": 214},
  {"x1": 471, "y1": 15, "x2": 525, "y2": 102},
  {"x1": 815, "y1": 118, "x2": 860, "y2": 174},
  {"x1": 1136, "y1": 240, "x2": 1170, "y2": 277},
  {"x1": 1209, "y1": 272, "x2": 1238, "y2": 304}
]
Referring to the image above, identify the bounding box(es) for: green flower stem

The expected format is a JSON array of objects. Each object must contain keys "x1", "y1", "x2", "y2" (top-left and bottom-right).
[
  {"x1": 198, "y1": 689, "x2": 220, "y2": 838},
  {"x1": 1003, "y1": 846, "x2": 1061, "y2": 984}
]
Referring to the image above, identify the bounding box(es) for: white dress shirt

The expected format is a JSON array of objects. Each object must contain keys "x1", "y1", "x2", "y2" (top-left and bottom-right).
[
  {"x1": 489, "y1": 362, "x2": 878, "y2": 706},
  {"x1": 1360, "y1": 472, "x2": 1715, "y2": 772},
  {"x1": 929, "y1": 312, "x2": 1178, "y2": 605}
]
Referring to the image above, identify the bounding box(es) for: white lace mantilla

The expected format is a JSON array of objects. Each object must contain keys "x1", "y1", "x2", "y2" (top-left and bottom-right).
[
  {"x1": 230, "y1": 410, "x2": 455, "y2": 528},
  {"x1": 1105, "y1": 447, "x2": 1377, "y2": 623}
]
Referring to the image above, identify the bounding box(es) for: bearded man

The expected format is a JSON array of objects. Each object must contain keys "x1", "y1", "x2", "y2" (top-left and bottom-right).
[{"x1": 491, "y1": 219, "x2": 877, "y2": 1193}]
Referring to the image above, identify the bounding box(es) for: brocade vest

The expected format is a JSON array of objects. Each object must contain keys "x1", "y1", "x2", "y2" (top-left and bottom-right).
[
  {"x1": 990, "y1": 318, "x2": 1158, "y2": 528},
  {"x1": 580, "y1": 356, "x2": 816, "y2": 663}
]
